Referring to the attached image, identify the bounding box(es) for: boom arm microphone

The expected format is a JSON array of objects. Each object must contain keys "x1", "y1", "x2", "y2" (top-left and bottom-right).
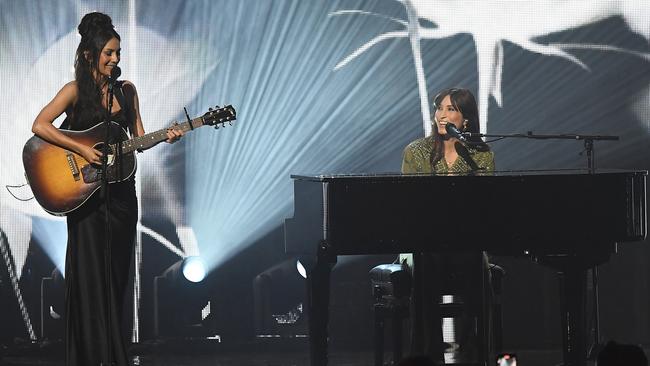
[
  {"x1": 454, "y1": 141, "x2": 482, "y2": 172},
  {"x1": 445, "y1": 123, "x2": 467, "y2": 142}
]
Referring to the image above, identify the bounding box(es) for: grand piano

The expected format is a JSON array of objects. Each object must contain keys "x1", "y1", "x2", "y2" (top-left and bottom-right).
[{"x1": 284, "y1": 170, "x2": 647, "y2": 366}]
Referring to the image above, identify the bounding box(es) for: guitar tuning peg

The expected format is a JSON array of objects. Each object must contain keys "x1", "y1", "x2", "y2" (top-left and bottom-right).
[
  {"x1": 209, "y1": 107, "x2": 213, "y2": 111},
  {"x1": 214, "y1": 124, "x2": 220, "y2": 129}
]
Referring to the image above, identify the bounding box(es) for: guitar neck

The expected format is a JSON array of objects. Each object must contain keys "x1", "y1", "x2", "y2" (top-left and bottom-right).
[{"x1": 119, "y1": 116, "x2": 205, "y2": 153}]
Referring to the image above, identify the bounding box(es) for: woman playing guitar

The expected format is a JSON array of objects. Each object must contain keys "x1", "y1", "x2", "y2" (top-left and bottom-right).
[{"x1": 30, "y1": 12, "x2": 182, "y2": 366}]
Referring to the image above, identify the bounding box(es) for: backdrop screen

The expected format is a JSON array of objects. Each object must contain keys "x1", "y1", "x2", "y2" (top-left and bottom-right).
[{"x1": 1, "y1": 0, "x2": 649, "y2": 344}]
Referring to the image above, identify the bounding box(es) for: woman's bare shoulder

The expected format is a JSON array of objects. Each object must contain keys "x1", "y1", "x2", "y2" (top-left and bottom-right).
[
  {"x1": 49, "y1": 81, "x2": 78, "y2": 106},
  {"x1": 58, "y1": 81, "x2": 79, "y2": 98},
  {"x1": 121, "y1": 80, "x2": 137, "y2": 91}
]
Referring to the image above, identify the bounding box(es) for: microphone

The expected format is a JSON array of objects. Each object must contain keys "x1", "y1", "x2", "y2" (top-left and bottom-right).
[
  {"x1": 108, "y1": 66, "x2": 121, "y2": 84},
  {"x1": 445, "y1": 123, "x2": 466, "y2": 142},
  {"x1": 454, "y1": 141, "x2": 481, "y2": 172}
]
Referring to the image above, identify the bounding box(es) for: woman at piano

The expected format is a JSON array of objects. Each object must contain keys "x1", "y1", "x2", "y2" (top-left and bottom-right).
[
  {"x1": 400, "y1": 87, "x2": 494, "y2": 362},
  {"x1": 402, "y1": 87, "x2": 494, "y2": 173}
]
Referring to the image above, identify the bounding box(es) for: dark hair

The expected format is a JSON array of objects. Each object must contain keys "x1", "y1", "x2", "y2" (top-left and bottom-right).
[
  {"x1": 429, "y1": 88, "x2": 489, "y2": 169},
  {"x1": 71, "y1": 12, "x2": 120, "y2": 129}
]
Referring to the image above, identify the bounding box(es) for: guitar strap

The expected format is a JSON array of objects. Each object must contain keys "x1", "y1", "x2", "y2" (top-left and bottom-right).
[
  {"x1": 113, "y1": 81, "x2": 134, "y2": 134},
  {"x1": 113, "y1": 81, "x2": 126, "y2": 110}
]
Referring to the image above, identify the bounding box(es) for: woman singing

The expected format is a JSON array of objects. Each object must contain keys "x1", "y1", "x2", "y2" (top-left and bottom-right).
[
  {"x1": 31, "y1": 12, "x2": 182, "y2": 365},
  {"x1": 401, "y1": 88, "x2": 494, "y2": 362}
]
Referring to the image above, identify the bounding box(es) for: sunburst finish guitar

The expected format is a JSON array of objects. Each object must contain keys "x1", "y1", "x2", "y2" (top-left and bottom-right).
[{"x1": 23, "y1": 105, "x2": 236, "y2": 216}]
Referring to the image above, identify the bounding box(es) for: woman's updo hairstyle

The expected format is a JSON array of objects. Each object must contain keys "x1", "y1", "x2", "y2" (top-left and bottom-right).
[
  {"x1": 71, "y1": 12, "x2": 121, "y2": 129},
  {"x1": 75, "y1": 12, "x2": 120, "y2": 76},
  {"x1": 78, "y1": 12, "x2": 115, "y2": 38}
]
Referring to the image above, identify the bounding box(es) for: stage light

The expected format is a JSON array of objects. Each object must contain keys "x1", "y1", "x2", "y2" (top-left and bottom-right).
[
  {"x1": 182, "y1": 256, "x2": 206, "y2": 283},
  {"x1": 153, "y1": 257, "x2": 213, "y2": 339},
  {"x1": 253, "y1": 258, "x2": 308, "y2": 338},
  {"x1": 40, "y1": 268, "x2": 64, "y2": 340},
  {"x1": 296, "y1": 259, "x2": 307, "y2": 279}
]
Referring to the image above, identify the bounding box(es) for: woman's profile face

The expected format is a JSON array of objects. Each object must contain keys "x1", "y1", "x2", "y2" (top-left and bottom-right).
[
  {"x1": 434, "y1": 95, "x2": 464, "y2": 136},
  {"x1": 96, "y1": 37, "x2": 121, "y2": 79}
]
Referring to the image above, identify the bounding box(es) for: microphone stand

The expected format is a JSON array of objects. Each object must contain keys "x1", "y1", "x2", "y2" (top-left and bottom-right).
[
  {"x1": 100, "y1": 76, "x2": 116, "y2": 366},
  {"x1": 464, "y1": 130, "x2": 618, "y2": 363},
  {"x1": 462, "y1": 131, "x2": 618, "y2": 173}
]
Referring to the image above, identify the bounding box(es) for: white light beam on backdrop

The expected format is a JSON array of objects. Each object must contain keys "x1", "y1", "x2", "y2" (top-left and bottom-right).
[
  {"x1": 185, "y1": 0, "x2": 420, "y2": 272},
  {"x1": 332, "y1": 0, "x2": 650, "y2": 135},
  {"x1": 186, "y1": 0, "x2": 650, "y2": 273}
]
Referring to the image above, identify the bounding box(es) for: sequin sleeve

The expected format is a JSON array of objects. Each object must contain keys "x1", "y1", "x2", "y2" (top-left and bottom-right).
[
  {"x1": 401, "y1": 145, "x2": 418, "y2": 174},
  {"x1": 474, "y1": 150, "x2": 495, "y2": 173}
]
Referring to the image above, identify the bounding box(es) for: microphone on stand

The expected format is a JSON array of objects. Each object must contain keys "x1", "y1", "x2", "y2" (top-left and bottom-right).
[
  {"x1": 454, "y1": 141, "x2": 482, "y2": 172},
  {"x1": 108, "y1": 66, "x2": 121, "y2": 85},
  {"x1": 445, "y1": 123, "x2": 467, "y2": 142}
]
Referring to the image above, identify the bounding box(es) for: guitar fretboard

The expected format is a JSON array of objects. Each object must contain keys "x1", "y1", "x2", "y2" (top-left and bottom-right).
[{"x1": 116, "y1": 117, "x2": 205, "y2": 154}]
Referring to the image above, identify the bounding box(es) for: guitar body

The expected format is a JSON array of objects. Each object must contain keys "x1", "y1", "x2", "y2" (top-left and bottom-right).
[
  {"x1": 23, "y1": 104, "x2": 236, "y2": 216},
  {"x1": 23, "y1": 122, "x2": 136, "y2": 216}
]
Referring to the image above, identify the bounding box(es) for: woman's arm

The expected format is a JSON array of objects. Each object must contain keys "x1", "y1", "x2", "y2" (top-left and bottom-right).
[
  {"x1": 476, "y1": 151, "x2": 495, "y2": 172},
  {"x1": 401, "y1": 146, "x2": 417, "y2": 174},
  {"x1": 122, "y1": 81, "x2": 145, "y2": 137},
  {"x1": 31, "y1": 82, "x2": 103, "y2": 164}
]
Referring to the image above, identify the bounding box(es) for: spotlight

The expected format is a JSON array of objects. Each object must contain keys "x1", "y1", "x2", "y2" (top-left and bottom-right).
[
  {"x1": 40, "y1": 268, "x2": 64, "y2": 341},
  {"x1": 296, "y1": 259, "x2": 307, "y2": 279},
  {"x1": 182, "y1": 256, "x2": 206, "y2": 283},
  {"x1": 153, "y1": 257, "x2": 212, "y2": 338},
  {"x1": 253, "y1": 258, "x2": 307, "y2": 338}
]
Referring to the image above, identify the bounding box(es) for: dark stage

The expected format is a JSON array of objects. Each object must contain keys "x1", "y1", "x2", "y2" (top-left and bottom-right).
[{"x1": 0, "y1": 340, "x2": 571, "y2": 366}]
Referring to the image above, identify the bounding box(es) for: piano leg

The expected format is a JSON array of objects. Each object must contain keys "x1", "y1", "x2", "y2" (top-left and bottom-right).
[
  {"x1": 538, "y1": 246, "x2": 612, "y2": 366},
  {"x1": 558, "y1": 266, "x2": 588, "y2": 366},
  {"x1": 305, "y1": 242, "x2": 336, "y2": 366}
]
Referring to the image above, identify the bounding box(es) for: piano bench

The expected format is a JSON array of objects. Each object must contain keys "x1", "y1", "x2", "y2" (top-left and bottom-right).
[
  {"x1": 369, "y1": 263, "x2": 506, "y2": 365},
  {"x1": 370, "y1": 264, "x2": 412, "y2": 366}
]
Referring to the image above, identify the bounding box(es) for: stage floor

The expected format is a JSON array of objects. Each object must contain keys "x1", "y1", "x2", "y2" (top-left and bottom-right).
[{"x1": 1, "y1": 342, "x2": 571, "y2": 366}]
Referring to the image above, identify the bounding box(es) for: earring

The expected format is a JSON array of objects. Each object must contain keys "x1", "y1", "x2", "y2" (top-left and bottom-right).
[{"x1": 462, "y1": 119, "x2": 468, "y2": 131}]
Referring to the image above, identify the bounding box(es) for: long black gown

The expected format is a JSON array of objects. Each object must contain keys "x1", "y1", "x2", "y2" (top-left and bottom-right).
[{"x1": 63, "y1": 106, "x2": 137, "y2": 366}]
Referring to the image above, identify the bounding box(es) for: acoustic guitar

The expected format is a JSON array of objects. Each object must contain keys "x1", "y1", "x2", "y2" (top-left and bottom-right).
[{"x1": 23, "y1": 105, "x2": 236, "y2": 216}]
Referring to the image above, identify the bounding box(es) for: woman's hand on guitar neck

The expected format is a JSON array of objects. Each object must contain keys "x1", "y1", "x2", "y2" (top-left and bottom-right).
[
  {"x1": 78, "y1": 145, "x2": 103, "y2": 165},
  {"x1": 165, "y1": 123, "x2": 184, "y2": 144}
]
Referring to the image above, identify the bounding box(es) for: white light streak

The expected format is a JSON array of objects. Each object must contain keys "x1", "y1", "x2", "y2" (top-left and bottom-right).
[{"x1": 332, "y1": 0, "x2": 650, "y2": 135}]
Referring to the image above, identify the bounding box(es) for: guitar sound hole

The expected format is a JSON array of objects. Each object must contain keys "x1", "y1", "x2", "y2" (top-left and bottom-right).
[{"x1": 92, "y1": 143, "x2": 115, "y2": 167}]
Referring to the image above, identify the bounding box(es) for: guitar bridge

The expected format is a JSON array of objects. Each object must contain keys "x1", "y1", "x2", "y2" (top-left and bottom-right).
[{"x1": 66, "y1": 152, "x2": 81, "y2": 181}]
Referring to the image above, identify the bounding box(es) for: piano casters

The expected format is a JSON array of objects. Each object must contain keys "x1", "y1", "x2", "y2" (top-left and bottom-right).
[{"x1": 304, "y1": 241, "x2": 337, "y2": 366}]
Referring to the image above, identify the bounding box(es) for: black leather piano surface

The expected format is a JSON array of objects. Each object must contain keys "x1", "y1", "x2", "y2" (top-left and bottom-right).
[{"x1": 285, "y1": 169, "x2": 647, "y2": 257}]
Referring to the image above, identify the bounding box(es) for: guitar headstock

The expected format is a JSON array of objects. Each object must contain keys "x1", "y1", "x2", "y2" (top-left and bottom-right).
[{"x1": 202, "y1": 105, "x2": 237, "y2": 129}]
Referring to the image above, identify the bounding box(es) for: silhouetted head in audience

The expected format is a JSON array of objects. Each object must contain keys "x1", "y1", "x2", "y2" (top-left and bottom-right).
[
  {"x1": 398, "y1": 355, "x2": 438, "y2": 366},
  {"x1": 597, "y1": 341, "x2": 648, "y2": 366}
]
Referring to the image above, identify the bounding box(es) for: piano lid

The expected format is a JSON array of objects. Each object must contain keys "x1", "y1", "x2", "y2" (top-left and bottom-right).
[{"x1": 290, "y1": 169, "x2": 648, "y2": 182}]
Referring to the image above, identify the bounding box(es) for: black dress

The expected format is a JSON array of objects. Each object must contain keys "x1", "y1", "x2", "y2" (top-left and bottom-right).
[{"x1": 64, "y1": 106, "x2": 137, "y2": 366}]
